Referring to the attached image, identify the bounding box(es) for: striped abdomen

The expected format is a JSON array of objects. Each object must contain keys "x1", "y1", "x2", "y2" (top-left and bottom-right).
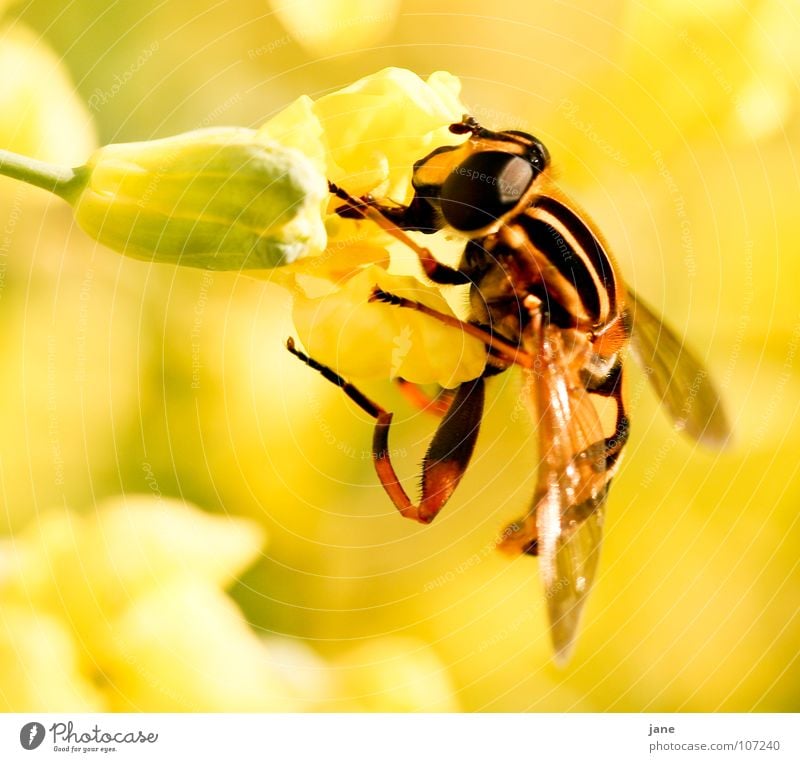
[{"x1": 509, "y1": 194, "x2": 622, "y2": 330}]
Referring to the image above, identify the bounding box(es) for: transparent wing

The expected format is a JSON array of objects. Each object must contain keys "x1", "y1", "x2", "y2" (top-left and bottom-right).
[
  {"x1": 532, "y1": 325, "x2": 610, "y2": 665},
  {"x1": 627, "y1": 289, "x2": 731, "y2": 448}
]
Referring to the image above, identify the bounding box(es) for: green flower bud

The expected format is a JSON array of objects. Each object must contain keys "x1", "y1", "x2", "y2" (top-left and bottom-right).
[
  {"x1": 74, "y1": 127, "x2": 327, "y2": 268},
  {"x1": 1, "y1": 127, "x2": 327, "y2": 269}
]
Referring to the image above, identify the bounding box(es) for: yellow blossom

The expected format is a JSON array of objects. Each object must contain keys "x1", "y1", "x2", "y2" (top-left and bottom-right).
[
  {"x1": 259, "y1": 67, "x2": 465, "y2": 200},
  {"x1": 330, "y1": 637, "x2": 460, "y2": 712},
  {"x1": 0, "y1": 607, "x2": 104, "y2": 711},
  {"x1": 260, "y1": 67, "x2": 487, "y2": 387},
  {"x1": 260, "y1": 635, "x2": 461, "y2": 712},
  {"x1": 1, "y1": 66, "x2": 484, "y2": 387},
  {"x1": 99, "y1": 579, "x2": 293, "y2": 711},
  {"x1": 0, "y1": 497, "x2": 297, "y2": 711},
  {"x1": 0, "y1": 495, "x2": 461, "y2": 711},
  {"x1": 291, "y1": 265, "x2": 485, "y2": 387}
]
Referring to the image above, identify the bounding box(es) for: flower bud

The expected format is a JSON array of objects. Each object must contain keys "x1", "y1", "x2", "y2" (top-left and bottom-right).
[{"x1": 69, "y1": 127, "x2": 327, "y2": 269}]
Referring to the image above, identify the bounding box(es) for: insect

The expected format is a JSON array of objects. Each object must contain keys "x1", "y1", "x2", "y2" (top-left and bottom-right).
[{"x1": 287, "y1": 115, "x2": 730, "y2": 663}]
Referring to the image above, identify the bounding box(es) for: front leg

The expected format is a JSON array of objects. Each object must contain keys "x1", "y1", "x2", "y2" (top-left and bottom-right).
[
  {"x1": 396, "y1": 379, "x2": 454, "y2": 418},
  {"x1": 286, "y1": 338, "x2": 485, "y2": 524},
  {"x1": 328, "y1": 181, "x2": 436, "y2": 232},
  {"x1": 332, "y1": 192, "x2": 413, "y2": 227},
  {"x1": 328, "y1": 182, "x2": 470, "y2": 286}
]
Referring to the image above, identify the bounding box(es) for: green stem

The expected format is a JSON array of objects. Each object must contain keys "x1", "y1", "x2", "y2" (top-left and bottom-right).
[{"x1": 0, "y1": 148, "x2": 86, "y2": 202}]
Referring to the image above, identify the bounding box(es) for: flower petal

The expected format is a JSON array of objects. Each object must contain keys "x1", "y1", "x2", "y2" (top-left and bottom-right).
[
  {"x1": 260, "y1": 67, "x2": 467, "y2": 205},
  {"x1": 4, "y1": 498, "x2": 265, "y2": 655},
  {"x1": 291, "y1": 265, "x2": 486, "y2": 387},
  {"x1": 312, "y1": 67, "x2": 465, "y2": 200},
  {"x1": 100, "y1": 580, "x2": 298, "y2": 711},
  {"x1": 331, "y1": 637, "x2": 460, "y2": 712},
  {"x1": 0, "y1": 606, "x2": 104, "y2": 711}
]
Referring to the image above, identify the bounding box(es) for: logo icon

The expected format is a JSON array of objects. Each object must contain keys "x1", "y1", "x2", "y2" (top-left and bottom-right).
[{"x1": 20, "y1": 722, "x2": 45, "y2": 751}]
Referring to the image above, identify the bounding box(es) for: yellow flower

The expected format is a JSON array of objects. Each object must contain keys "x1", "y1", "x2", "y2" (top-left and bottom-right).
[
  {"x1": 0, "y1": 496, "x2": 300, "y2": 711},
  {"x1": 259, "y1": 66, "x2": 465, "y2": 200},
  {"x1": 99, "y1": 579, "x2": 293, "y2": 711},
  {"x1": 0, "y1": 607, "x2": 104, "y2": 711},
  {"x1": 261, "y1": 635, "x2": 461, "y2": 712},
  {"x1": 1, "y1": 66, "x2": 482, "y2": 386},
  {"x1": 260, "y1": 67, "x2": 487, "y2": 387},
  {"x1": 291, "y1": 265, "x2": 486, "y2": 387},
  {"x1": 330, "y1": 637, "x2": 460, "y2": 712},
  {"x1": 0, "y1": 496, "x2": 463, "y2": 712}
]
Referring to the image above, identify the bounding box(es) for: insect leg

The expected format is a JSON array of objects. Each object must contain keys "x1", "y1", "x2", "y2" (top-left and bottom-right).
[
  {"x1": 328, "y1": 182, "x2": 470, "y2": 285},
  {"x1": 286, "y1": 337, "x2": 483, "y2": 524},
  {"x1": 415, "y1": 376, "x2": 485, "y2": 523},
  {"x1": 396, "y1": 379, "x2": 453, "y2": 418},
  {"x1": 601, "y1": 384, "x2": 629, "y2": 471},
  {"x1": 584, "y1": 360, "x2": 630, "y2": 470},
  {"x1": 369, "y1": 287, "x2": 535, "y2": 370}
]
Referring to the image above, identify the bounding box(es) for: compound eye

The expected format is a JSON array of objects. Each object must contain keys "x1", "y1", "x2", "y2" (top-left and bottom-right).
[{"x1": 440, "y1": 151, "x2": 535, "y2": 232}]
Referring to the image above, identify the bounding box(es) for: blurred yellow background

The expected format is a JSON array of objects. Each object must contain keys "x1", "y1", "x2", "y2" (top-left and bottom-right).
[{"x1": 1, "y1": 0, "x2": 798, "y2": 711}]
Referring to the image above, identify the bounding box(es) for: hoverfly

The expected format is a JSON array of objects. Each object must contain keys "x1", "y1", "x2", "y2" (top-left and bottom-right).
[{"x1": 287, "y1": 115, "x2": 730, "y2": 664}]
